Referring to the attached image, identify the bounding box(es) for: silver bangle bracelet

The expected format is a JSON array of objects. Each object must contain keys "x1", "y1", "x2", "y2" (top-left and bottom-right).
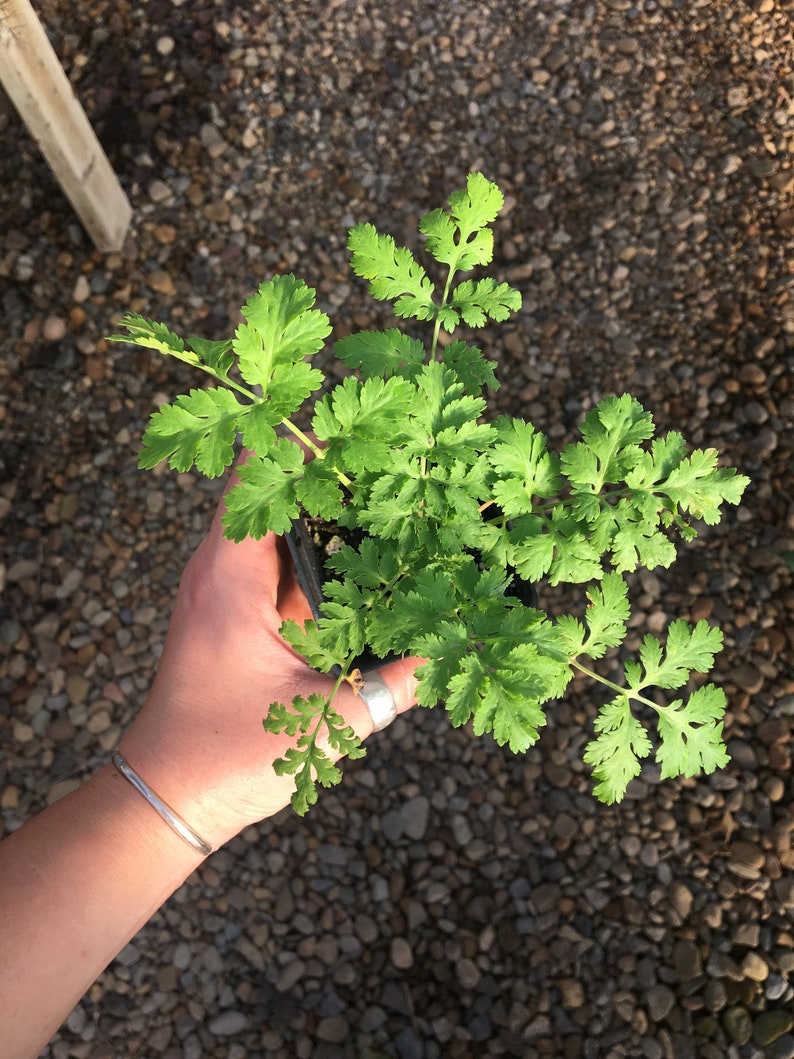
[{"x1": 111, "y1": 751, "x2": 213, "y2": 857}]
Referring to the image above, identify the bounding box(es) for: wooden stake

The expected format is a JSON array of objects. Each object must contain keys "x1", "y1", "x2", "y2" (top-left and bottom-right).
[{"x1": 0, "y1": 0, "x2": 132, "y2": 251}]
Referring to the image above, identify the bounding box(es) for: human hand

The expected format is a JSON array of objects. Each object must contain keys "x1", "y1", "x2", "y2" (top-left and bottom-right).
[{"x1": 119, "y1": 465, "x2": 420, "y2": 851}]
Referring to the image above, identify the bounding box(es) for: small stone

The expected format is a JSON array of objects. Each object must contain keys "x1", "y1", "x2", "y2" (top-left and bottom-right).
[
  {"x1": 395, "y1": 1026, "x2": 424, "y2": 1059},
  {"x1": 723, "y1": 1006, "x2": 753, "y2": 1045},
  {"x1": 390, "y1": 937, "x2": 413, "y2": 969},
  {"x1": 43, "y1": 315, "x2": 67, "y2": 341},
  {"x1": 200, "y1": 123, "x2": 227, "y2": 158},
  {"x1": 156, "y1": 35, "x2": 175, "y2": 56},
  {"x1": 769, "y1": 1036, "x2": 794, "y2": 1059},
  {"x1": 316, "y1": 1015, "x2": 348, "y2": 1043},
  {"x1": 668, "y1": 881, "x2": 693, "y2": 922},
  {"x1": 208, "y1": 1011, "x2": 249, "y2": 1036},
  {"x1": 276, "y1": 959, "x2": 305, "y2": 992},
  {"x1": 704, "y1": 979, "x2": 728, "y2": 1013},
  {"x1": 755, "y1": 1011, "x2": 794, "y2": 1046},
  {"x1": 354, "y1": 913, "x2": 378, "y2": 944},
  {"x1": 203, "y1": 200, "x2": 232, "y2": 223},
  {"x1": 148, "y1": 179, "x2": 172, "y2": 203},
  {"x1": 742, "y1": 951, "x2": 769, "y2": 982},
  {"x1": 558, "y1": 978, "x2": 585, "y2": 1008},
  {"x1": 401, "y1": 795, "x2": 430, "y2": 840},
  {"x1": 646, "y1": 983, "x2": 675, "y2": 1022},
  {"x1": 147, "y1": 270, "x2": 176, "y2": 296},
  {"x1": 673, "y1": 940, "x2": 703, "y2": 981},
  {"x1": 455, "y1": 958, "x2": 481, "y2": 990},
  {"x1": 73, "y1": 274, "x2": 91, "y2": 301}
]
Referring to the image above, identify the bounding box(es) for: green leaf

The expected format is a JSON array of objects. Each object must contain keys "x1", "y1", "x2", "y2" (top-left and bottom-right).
[
  {"x1": 108, "y1": 313, "x2": 196, "y2": 365},
  {"x1": 347, "y1": 223, "x2": 436, "y2": 321},
  {"x1": 655, "y1": 685, "x2": 730, "y2": 780},
  {"x1": 187, "y1": 335, "x2": 234, "y2": 378},
  {"x1": 661, "y1": 450, "x2": 749, "y2": 524},
  {"x1": 232, "y1": 275, "x2": 329, "y2": 415},
  {"x1": 610, "y1": 514, "x2": 678, "y2": 573},
  {"x1": 263, "y1": 694, "x2": 364, "y2": 815},
  {"x1": 312, "y1": 375, "x2": 414, "y2": 475},
  {"x1": 294, "y1": 460, "x2": 344, "y2": 519},
  {"x1": 280, "y1": 620, "x2": 342, "y2": 672},
  {"x1": 577, "y1": 572, "x2": 631, "y2": 660},
  {"x1": 584, "y1": 696, "x2": 653, "y2": 804},
  {"x1": 222, "y1": 440, "x2": 304, "y2": 539},
  {"x1": 446, "y1": 277, "x2": 522, "y2": 330},
  {"x1": 237, "y1": 274, "x2": 331, "y2": 369},
  {"x1": 489, "y1": 418, "x2": 562, "y2": 516},
  {"x1": 561, "y1": 394, "x2": 654, "y2": 491},
  {"x1": 139, "y1": 387, "x2": 241, "y2": 477},
  {"x1": 635, "y1": 620, "x2": 723, "y2": 690},
  {"x1": 334, "y1": 328, "x2": 426, "y2": 381},
  {"x1": 420, "y1": 172, "x2": 506, "y2": 273},
  {"x1": 440, "y1": 340, "x2": 499, "y2": 393}
]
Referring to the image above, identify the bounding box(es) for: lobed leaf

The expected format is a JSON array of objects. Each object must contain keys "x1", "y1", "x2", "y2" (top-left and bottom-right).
[
  {"x1": 347, "y1": 223, "x2": 436, "y2": 320},
  {"x1": 139, "y1": 387, "x2": 241, "y2": 477}
]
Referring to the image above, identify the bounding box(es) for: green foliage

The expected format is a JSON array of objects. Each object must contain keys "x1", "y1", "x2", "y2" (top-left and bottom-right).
[{"x1": 113, "y1": 174, "x2": 750, "y2": 815}]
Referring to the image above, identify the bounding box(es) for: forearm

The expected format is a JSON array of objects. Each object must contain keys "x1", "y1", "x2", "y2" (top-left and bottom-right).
[{"x1": 0, "y1": 763, "x2": 206, "y2": 1059}]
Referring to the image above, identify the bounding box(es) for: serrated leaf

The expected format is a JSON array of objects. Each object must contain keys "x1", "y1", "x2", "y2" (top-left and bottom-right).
[
  {"x1": 610, "y1": 517, "x2": 678, "y2": 573},
  {"x1": 139, "y1": 387, "x2": 241, "y2": 476},
  {"x1": 419, "y1": 172, "x2": 505, "y2": 272},
  {"x1": 440, "y1": 340, "x2": 499, "y2": 393},
  {"x1": 187, "y1": 335, "x2": 234, "y2": 378},
  {"x1": 561, "y1": 394, "x2": 654, "y2": 491},
  {"x1": 661, "y1": 451, "x2": 749, "y2": 524},
  {"x1": 232, "y1": 275, "x2": 330, "y2": 413},
  {"x1": 635, "y1": 620, "x2": 723, "y2": 691},
  {"x1": 264, "y1": 693, "x2": 364, "y2": 815},
  {"x1": 347, "y1": 223, "x2": 436, "y2": 320},
  {"x1": 489, "y1": 418, "x2": 563, "y2": 515},
  {"x1": 578, "y1": 572, "x2": 631, "y2": 660},
  {"x1": 108, "y1": 313, "x2": 196, "y2": 365},
  {"x1": 235, "y1": 402, "x2": 278, "y2": 456},
  {"x1": 294, "y1": 460, "x2": 344, "y2": 519},
  {"x1": 584, "y1": 696, "x2": 653, "y2": 804},
  {"x1": 334, "y1": 328, "x2": 426, "y2": 380},
  {"x1": 654, "y1": 685, "x2": 730, "y2": 780},
  {"x1": 279, "y1": 619, "x2": 342, "y2": 671},
  {"x1": 469, "y1": 647, "x2": 548, "y2": 752},
  {"x1": 222, "y1": 441, "x2": 304, "y2": 539},
  {"x1": 445, "y1": 278, "x2": 522, "y2": 331}
]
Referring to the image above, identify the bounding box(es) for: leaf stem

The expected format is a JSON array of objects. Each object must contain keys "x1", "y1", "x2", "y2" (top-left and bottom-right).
[{"x1": 569, "y1": 657, "x2": 661, "y2": 714}]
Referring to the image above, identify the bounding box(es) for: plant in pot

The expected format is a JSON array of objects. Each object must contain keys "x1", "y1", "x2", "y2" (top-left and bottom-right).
[{"x1": 110, "y1": 174, "x2": 749, "y2": 815}]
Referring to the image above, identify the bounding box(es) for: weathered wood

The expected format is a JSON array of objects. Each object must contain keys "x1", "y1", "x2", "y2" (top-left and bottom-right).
[{"x1": 0, "y1": 0, "x2": 132, "y2": 251}]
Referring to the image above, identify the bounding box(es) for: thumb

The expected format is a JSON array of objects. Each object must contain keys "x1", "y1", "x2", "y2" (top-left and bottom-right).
[{"x1": 369, "y1": 655, "x2": 426, "y2": 717}]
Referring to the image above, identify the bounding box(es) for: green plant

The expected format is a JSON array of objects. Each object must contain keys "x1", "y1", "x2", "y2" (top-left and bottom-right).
[{"x1": 110, "y1": 174, "x2": 749, "y2": 814}]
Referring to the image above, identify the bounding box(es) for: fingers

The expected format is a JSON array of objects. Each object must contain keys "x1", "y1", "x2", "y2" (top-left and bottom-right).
[{"x1": 365, "y1": 656, "x2": 424, "y2": 717}]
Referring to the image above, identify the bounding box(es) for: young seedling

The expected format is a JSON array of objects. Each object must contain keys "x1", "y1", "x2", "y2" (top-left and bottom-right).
[{"x1": 110, "y1": 174, "x2": 749, "y2": 814}]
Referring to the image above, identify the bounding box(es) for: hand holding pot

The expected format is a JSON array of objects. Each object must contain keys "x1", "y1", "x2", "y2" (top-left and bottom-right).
[{"x1": 119, "y1": 475, "x2": 421, "y2": 851}]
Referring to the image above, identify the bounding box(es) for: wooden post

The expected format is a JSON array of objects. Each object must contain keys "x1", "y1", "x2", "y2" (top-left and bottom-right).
[{"x1": 0, "y1": 0, "x2": 132, "y2": 251}]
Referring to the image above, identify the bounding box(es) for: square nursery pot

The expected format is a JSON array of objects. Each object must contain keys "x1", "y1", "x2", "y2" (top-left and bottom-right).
[{"x1": 284, "y1": 512, "x2": 538, "y2": 676}]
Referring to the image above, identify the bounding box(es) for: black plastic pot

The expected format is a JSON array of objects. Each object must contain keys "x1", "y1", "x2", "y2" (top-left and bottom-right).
[{"x1": 285, "y1": 515, "x2": 538, "y2": 674}]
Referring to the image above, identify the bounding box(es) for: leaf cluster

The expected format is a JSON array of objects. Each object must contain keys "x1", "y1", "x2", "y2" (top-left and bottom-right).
[{"x1": 111, "y1": 173, "x2": 749, "y2": 815}]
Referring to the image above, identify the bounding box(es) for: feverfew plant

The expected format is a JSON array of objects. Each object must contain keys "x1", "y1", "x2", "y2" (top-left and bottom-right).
[{"x1": 110, "y1": 174, "x2": 749, "y2": 814}]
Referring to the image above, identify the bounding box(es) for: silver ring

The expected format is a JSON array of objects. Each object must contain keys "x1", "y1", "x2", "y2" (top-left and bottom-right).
[{"x1": 359, "y1": 671, "x2": 397, "y2": 732}]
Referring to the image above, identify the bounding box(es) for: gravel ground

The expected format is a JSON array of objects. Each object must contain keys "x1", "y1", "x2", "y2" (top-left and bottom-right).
[{"x1": 1, "y1": 1, "x2": 793, "y2": 1057}]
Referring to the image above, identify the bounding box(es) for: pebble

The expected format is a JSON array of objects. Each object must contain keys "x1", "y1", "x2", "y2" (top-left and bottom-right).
[
  {"x1": 646, "y1": 983, "x2": 676, "y2": 1022},
  {"x1": 390, "y1": 938, "x2": 413, "y2": 970},
  {"x1": 208, "y1": 1012, "x2": 249, "y2": 1036},
  {"x1": 755, "y1": 1011, "x2": 794, "y2": 1046},
  {"x1": 723, "y1": 1007, "x2": 753, "y2": 1045},
  {"x1": 2, "y1": 2, "x2": 791, "y2": 1057},
  {"x1": 42, "y1": 315, "x2": 67, "y2": 342}
]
